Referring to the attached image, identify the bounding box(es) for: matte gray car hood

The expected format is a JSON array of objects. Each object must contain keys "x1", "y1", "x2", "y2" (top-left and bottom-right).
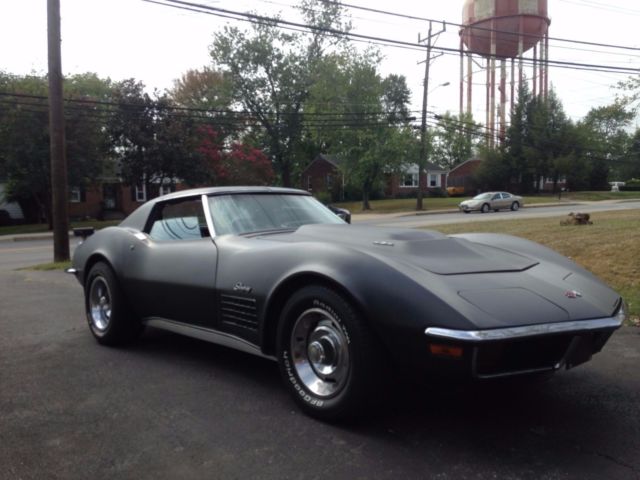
[{"x1": 268, "y1": 224, "x2": 538, "y2": 275}]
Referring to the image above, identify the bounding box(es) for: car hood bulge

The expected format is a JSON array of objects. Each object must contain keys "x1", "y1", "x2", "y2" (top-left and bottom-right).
[{"x1": 272, "y1": 224, "x2": 538, "y2": 275}]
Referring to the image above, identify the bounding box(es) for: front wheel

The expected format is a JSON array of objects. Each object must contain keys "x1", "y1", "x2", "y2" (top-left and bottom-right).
[
  {"x1": 481, "y1": 203, "x2": 490, "y2": 213},
  {"x1": 511, "y1": 201, "x2": 520, "y2": 211},
  {"x1": 85, "y1": 262, "x2": 142, "y2": 346},
  {"x1": 277, "y1": 286, "x2": 383, "y2": 421}
]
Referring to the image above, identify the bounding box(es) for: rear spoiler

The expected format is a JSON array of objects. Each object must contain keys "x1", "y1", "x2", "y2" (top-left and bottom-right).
[{"x1": 72, "y1": 227, "x2": 95, "y2": 240}]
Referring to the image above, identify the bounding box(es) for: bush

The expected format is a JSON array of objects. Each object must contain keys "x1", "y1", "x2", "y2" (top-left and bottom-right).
[
  {"x1": 394, "y1": 189, "x2": 418, "y2": 199},
  {"x1": 427, "y1": 188, "x2": 447, "y2": 198},
  {"x1": 622, "y1": 178, "x2": 640, "y2": 191},
  {"x1": 0, "y1": 210, "x2": 11, "y2": 227},
  {"x1": 313, "y1": 190, "x2": 332, "y2": 205}
]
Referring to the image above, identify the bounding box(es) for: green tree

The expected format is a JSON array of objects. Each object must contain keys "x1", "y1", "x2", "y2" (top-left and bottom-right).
[
  {"x1": 108, "y1": 80, "x2": 211, "y2": 192},
  {"x1": 307, "y1": 51, "x2": 415, "y2": 209},
  {"x1": 431, "y1": 112, "x2": 480, "y2": 170},
  {"x1": 501, "y1": 86, "x2": 576, "y2": 193},
  {"x1": 0, "y1": 72, "x2": 113, "y2": 223},
  {"x1": 209, "y1": 0, "x2": 351, "y2": 186},
  {"x1": 625, "y1": 129, "x2": 640, "y2": 180},
  {"x1": 169, "y1": 67, "x2": 235, "y2": 138},
  {"x1": 579, "y1": 102, "x2": 633, "y2": 184}
]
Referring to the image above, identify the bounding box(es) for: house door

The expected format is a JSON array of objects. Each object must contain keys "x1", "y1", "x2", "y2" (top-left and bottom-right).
[{"x1": 103, "y1": 184, "x2": 119, "y2": 210}]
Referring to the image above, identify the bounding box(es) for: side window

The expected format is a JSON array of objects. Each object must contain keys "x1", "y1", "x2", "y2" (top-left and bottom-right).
[{"x1": 147, "y1": 198, "x2": 207, "y2": 242}]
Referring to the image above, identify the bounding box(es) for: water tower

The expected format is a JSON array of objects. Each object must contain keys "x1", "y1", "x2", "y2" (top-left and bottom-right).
[{"x1": 459, "y1": 0, "x2": 550, "y2": 145}]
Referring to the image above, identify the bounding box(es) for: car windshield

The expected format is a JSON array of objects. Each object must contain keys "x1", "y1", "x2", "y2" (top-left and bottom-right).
[
  {"x1": 207, "y1": 193, "x2": 344, "y2": 236},
  {"x1": 473, "y1": 193, "x2": 492, "y2": 200}
]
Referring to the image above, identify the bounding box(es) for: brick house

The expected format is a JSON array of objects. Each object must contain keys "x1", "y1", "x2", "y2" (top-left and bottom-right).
[
  {"x1": 299, "y1": 154, "x2": 343, "y2": 200},
  {"x1": 68, "y1": 180, "x2": 184, "y2": 220},
  {"x1": 446, "y1": 158, "x2": 483, "y2": 195},
  {"x1": 387, "y1": 162, "x2": 448, "y2": 198}
]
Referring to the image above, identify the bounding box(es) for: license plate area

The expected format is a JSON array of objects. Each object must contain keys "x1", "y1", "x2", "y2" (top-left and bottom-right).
[{"x1": 473, "y1": 334, "x2": 575, "y2": 379}]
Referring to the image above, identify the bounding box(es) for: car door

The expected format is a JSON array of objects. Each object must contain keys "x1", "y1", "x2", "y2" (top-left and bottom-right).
[
  {"x1": 490, "y1": 193, "x2": 501, "y2": 209},
  {"x1": 122, "y1": 195, "x2": 218, "y2": 327}
]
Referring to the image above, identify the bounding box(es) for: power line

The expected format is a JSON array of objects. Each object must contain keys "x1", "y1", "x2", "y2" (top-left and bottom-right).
[
  {"x1": 142, "y1": 0, "x2": 640, "y2": 75},
  {"x1": 317, "y1": 0, "x2": 640, "y2": 52},
  {"x1": 0, "y1": 92, "x2": 424, "y2": 119}
]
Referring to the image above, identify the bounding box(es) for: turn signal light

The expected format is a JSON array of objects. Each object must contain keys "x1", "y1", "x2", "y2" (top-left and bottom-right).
[{"x1": 429, "y1": 344, "x2": 463, "y2": 359}]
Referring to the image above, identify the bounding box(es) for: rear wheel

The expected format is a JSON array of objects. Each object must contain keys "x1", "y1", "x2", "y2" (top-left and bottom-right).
[
  {"x1": 85, "y1": 262, "x2": 142, "y2": 346},
  {"x1": 481, "y1": 203, "x2": 490, "y2": 213},
  {"x1": 511, "y1": 201, "x2": 520, "y2": 211},
  {"x1": 277, "y1": 286, "x2": 383, "y2": 421}
]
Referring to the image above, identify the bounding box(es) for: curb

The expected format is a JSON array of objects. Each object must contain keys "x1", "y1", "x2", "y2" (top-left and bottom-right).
[{"x1": 0, "y1": 233, "x2": 56, "y2": 243}]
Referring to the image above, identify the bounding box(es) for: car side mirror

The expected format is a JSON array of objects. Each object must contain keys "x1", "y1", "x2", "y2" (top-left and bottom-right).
[{"x1": 327, "y1": 205, "x2": 351, "y2": 224}]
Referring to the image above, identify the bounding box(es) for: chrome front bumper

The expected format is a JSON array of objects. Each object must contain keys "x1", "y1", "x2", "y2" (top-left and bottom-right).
[
  {"x1": 424, "y1": 316, "x2": 623, "y2": 342},
  {"x1": 424, "y1": 313, "x2": 624, "y2": 379}
]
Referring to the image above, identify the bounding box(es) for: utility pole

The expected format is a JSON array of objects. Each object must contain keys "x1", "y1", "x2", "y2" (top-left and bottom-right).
[
  {"x1": 416, "y1": 21, "x2": 445, "y2": 211},
  {"x1": 47, "y1": 0, "x2": 70, "y2": 262}
]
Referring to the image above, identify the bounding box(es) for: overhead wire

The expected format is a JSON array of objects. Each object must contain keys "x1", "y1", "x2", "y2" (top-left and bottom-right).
[{"x1": 141, "y1": 0, "x2": 640, "y2": 75}]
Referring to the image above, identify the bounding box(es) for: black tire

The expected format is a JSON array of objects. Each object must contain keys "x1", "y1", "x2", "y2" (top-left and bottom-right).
[
  {"x1": 277, "y1": 285, "x2": 383, "y2": 421},
  {"x1": 84, "y1": 262, "x2": 142, "y2": 346},
  {"x1": 463, "y1": 210, "x2": 470, "y2": 214},
  {"x1": 481, "y1": 203, "x2": 490, "y2": 213},
  {"x1": 511, "y1": 201, "x2": 520, "y2": 211}
]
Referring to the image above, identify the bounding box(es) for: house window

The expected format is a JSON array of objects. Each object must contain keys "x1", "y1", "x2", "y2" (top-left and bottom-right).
[
  {"x1": 307, "y1": 176, "x2": 312, "y2": 192},
  {"x1": 135, "y1": 184, "x2": 147, "y2": 203},
  {"x1": 159, "y1": 184, "x2": 174, "y2": 197},
  {"x1": 326, "y1": 174, "x2": 333, "y2": 189},
  {"x1": 429, "y1": 174, "x2": 440, "y2": 188},
  {"x1": 70, "y1": 187, "x2": 82, "y2": 203},
  {"x1": 401, "y1": 173, "x2": 419, "y2": 188}
]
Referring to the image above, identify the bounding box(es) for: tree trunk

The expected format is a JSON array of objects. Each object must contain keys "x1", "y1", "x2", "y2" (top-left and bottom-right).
[
  {"x1": 362, "y1": 189, "x2": 371, "y2": 211},
  {"x1": 281, "y1": 167, "x2": 291, "y2": 188}
]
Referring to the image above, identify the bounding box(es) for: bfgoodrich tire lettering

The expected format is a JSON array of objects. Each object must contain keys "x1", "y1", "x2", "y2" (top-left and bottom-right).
[
  {"x1": 84, "y1": 262, "x2": 141, "y2": 346},
  {"x1": 277, "y1": 286, "x2": 382, "y2": 420}
]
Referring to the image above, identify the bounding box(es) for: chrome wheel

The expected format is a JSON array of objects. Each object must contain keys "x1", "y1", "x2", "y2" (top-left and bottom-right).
[
  {"x1": 89, "y1": 277, "x2": 112, "y2": 332},
  {"x1": 290, "y1": 308, "x2": 350, "y2": 398}
]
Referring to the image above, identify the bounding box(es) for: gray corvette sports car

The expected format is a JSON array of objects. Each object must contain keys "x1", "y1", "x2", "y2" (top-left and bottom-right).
[{"x1": 69, "y1": 187, "x2": 626, "y2": 420}]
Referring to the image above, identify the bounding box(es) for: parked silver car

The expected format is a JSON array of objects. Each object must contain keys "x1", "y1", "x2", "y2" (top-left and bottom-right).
[{"x1": 459, "y1": 192, "x2": 523, "y2": 213}]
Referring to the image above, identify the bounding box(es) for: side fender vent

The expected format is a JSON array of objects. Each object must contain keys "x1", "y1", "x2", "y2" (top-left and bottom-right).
[{"x1": 220, "y1": 294, "x2": 258, "y2": 331}]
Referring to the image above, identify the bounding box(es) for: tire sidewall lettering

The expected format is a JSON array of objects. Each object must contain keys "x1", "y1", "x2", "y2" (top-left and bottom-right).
[
  {"x1": 282, "y1": 350, "x2": 325, "y2": 408},
  {"x1": 312, "y1": 298, "x2": 351, "y2": 344}
]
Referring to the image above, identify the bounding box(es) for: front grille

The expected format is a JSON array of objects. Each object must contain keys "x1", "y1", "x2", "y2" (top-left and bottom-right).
[
  {"x1": 474, "y1": 335, "x2": 574, "y2": 378},
  {"x1": 220, "y1": 294, "x2": 258, "y2": 331}
]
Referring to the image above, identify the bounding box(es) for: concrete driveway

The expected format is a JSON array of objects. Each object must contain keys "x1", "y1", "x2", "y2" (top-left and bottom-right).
[{"x1": 1, "y1": 268, "x2": 639, "y2": 479}]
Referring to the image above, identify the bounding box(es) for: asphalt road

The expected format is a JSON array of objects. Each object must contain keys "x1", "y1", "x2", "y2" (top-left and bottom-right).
[
  {"x1": 2, "y1": 200, "x2": 639, "y2": 271},
  {"x1": 0, "y1": 239, "x2": 80, "y2": 272},
  {"x1": 1, "y1": 202, "x2": 639, "y2": 479},
  {"x1": 354, "y1": 200, "x2": 640, "y2": 228},
  {"x1": 1, "y1": 274, "x2": 640, "y2": 479}
]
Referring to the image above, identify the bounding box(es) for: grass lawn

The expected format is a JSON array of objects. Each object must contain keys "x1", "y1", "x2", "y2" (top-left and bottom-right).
[
  {"x1": 428, "y1": 210, "x2": 640, "y2": 325},
  {"x1": 334, "y1": 191, "x2": 640, "y2": 214},
  {"x1": 0, "y1": 220, "x2": 119, "y2": 237},
  {"x1": 23, "y1": 261, "x2": 72, "y2": 271}
]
